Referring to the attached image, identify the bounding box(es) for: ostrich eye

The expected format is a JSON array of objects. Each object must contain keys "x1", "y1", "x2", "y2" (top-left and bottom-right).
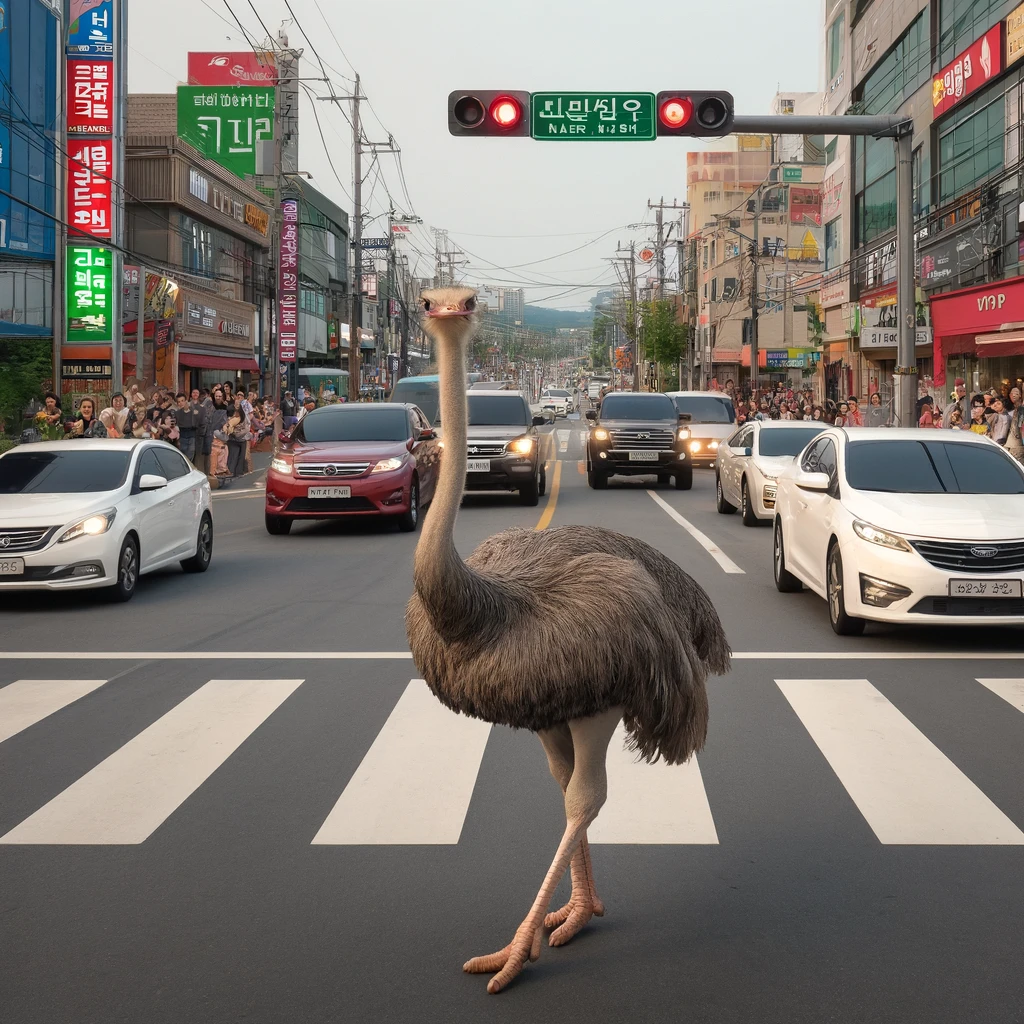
[
  {"x1": 465, "y1": 297, "x2": 476, "y2": 311},
  {"x1": 422, "y1": 299, "x2": 431, "y2": 312}
]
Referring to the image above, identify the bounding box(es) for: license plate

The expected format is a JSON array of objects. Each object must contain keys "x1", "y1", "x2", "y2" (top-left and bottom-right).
[
  {"x1": 628, "y1": 451, "x2": 659, "y2": 462},
  {"x1": 467, "y1": 460, "x2": 491, "y2": 472},
  {"x1": 948, "y1": 578, "x2": 1023, "y2": 597},
  {"x1": 307, "y1": 486, "x2": 351, "y2": 499},
  {"x1": 0, "y1": 557, "x2": 25, "y2": 576}
]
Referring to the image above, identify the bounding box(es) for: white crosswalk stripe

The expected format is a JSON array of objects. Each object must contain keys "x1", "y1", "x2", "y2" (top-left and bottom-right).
[{"x1": 1, "y1": 674, "x2": 1022, "y2": 847}]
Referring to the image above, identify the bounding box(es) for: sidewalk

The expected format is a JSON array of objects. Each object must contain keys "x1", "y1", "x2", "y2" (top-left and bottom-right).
[{"x1": 207, "y1": 449, "x2": 273, "y2": 491}]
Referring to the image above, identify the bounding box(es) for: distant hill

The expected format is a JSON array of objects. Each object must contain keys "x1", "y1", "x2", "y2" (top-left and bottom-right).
[{"x1": 523, "y1": 305, "x2": 592, "y2": 331}]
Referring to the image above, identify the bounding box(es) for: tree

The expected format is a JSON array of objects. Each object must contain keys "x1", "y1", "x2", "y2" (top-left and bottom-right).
[
  {"x1": 640, "y1": 300, "x2": 687, "y2": 389},
  {"x1": 0, "y1": 340, "x2": 52, "y2": 437}
]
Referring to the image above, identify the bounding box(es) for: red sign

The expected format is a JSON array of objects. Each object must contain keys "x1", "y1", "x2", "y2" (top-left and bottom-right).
[
  {"x1": 67, "y1": 60, "x2": 113, "y2": 135},
  {"x1": 67, "y1": 139, "x2": 112, "y2": 239},
  {"x1": 278, "y1": 200, "x2": 299, "y2": 363},
  {"x1": 932, "y1": 25, "x2": 1003, "y2": 118},
  {"x1": 187, "y1": 51, "x2": 277, "y2": 86},
  {"x1": 930, "y1": 275, "x2": 1024, "y2": 335}
]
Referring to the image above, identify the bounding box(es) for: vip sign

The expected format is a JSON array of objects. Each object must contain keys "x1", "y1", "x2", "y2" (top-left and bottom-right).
[
  {"x1": 66, "y1": 246, "x2": 112, "y2": 342},
  {"x1": 278, "y1": 199, "x2": 299, "y2": 362},
  {"x1": 67, "y1": 139, "x2": 112, "y2": 238},
  {"x1": 177, "y1": 86, "x2": 275, "y2": 180},
  {"x1": 67, "y1": 60, "x2": 113, "y2": 135}
]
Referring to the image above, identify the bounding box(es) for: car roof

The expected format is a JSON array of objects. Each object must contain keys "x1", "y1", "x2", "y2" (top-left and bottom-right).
[
  {"x1": 468, "y1": 389, "x2": 527, "y2": 398},
  {"x1": 308, "y1": 402, "x2": 409, "y2": 412},
  {"x1": 394, "y1": 376, "x2": 439, "y2": 384},
  {"x1": 3, "y1": 438, "x2": 147, "y2": 452},
  {"x1": 755, "y1": 420, "x2": 827, "y2": 429},
  {"x1": 602, "y1": 391, "x2": 669, "y2": 398},
  {"x1": 666, "y1": 391, "x2": 733, "y2": 399},
  {"x1": 835, "y1": 427, "x2": 995, "y2": 443}
]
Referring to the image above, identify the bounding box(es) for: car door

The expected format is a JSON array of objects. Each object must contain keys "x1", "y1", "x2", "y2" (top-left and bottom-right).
[
  {"x1": 722, "y1": 425, "x2": 752, "y2": 506},
  {"x1": 409, "y1": 408, "x2": 438, "y2": 502},
  {"x1": 788, "y1": 437, "x2": 838, "y2": 590},
  {"x1": 153, "y1": 446, "x2": 200, "y2": 556},
  {"x1": 132, "y1": 446, "x2": 175, "y2": 569}
]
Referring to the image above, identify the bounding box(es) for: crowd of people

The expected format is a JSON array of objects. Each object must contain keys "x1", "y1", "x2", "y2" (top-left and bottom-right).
[{"x1": 713, "y1": 380, "x2": 891, "y2": 429}]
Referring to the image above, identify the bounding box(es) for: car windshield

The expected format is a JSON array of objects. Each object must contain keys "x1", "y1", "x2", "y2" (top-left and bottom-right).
[
  {"x1": 547, "y1": 390, "x2": 569, "y2": 397},
  {"x1": 389, "y1": 383, "x2": 438, "y2": 424},
  {"x1": 758, "y1": 426, "x2": 827, "y2": 457},
  {"x1": 297, "y1": 407, "x2": 410, "y2": 443},
  {"x1": 0, "y1": 450, "x2": 131, "y2": 493},
  {"x1": 845, "y1": 440, "x2": 1024, "y2": 494},
  {"x1": 599, "y1": 395, "x2": 677, "y2": 420},
  {"x1": 468, "y1": 394, "x2": 529, "y2": 426},
  {"x1": 672, "y1": 395, "x2": 735, "y2": 423}
]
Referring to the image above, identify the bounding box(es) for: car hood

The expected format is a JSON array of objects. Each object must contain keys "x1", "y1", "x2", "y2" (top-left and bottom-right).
[
  {"x1": 687, "y1": 422, "x2": 735, "y2": 440},
  {"x1": 465, "y1": 424, "x2": 531, "y2": 441},
  {"x1": 598, "y1": 418, "x2": 678, "y2": 431},
  {"x1": 845, "y1": 489, "x2": 1024, "y2": 540},
  {"x1": 751, "y1": 456, "x2": 795, "y2": 477},
  {"x1": 290, "y1": 440, "x2": 410, "y2": 461},
  {"x1": 0, "y1": 491, "x2": 123, "y2": 525}
]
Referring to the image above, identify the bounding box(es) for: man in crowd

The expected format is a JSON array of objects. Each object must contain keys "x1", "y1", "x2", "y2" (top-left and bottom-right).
[
  {"x1": 297, "y1": 396, "x2": 317, "y2": 423},
  {"x1": 174, "y1": 393, "x2": 199, "y2": 463},
  {"x1": 942, "y1": 378, "x2": 969, "y2": 427},
  {"x1": 194, "y1": 389, "x2": 212, "y2": 473},
  {"x1": 280, "y1": 390, "x2": 298, "y2": 427}
]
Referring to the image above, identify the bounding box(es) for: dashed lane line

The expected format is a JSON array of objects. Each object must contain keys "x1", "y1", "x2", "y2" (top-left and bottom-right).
[{"x1": 647, "y1": 490, "x2": 745, "y2": 575}]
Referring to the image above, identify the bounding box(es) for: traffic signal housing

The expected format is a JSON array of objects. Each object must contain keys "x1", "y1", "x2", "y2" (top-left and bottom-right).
[
  {"x1": 448, "y1": 91, "x2": 531, "y2": 137},
  {"x1": 656, "y1": 91, "x2": 734, "y2": 137}
]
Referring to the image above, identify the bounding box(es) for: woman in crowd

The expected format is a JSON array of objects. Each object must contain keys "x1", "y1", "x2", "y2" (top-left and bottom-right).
[
  {"x1": 208, "y1": 388, "x2": 231, "y2": 477},
  {"x1": 67, "y1": 396, "x2": 107, "y2": 438},
  {"x1": 987, "y1": 396, "x2": 1012, "y2": 445},
  {"x1": 917, "y1": 396, "x2": 936, "y2": 428},
  {"x1": 834, "y1": 401, "x2": 850, "y2": 427},
  {"x1": 967, "y1": 403, "x2": 991, "y2": 436},
  {"x1": 98, "y1": 393, "x2": 128, "y2": 438},
  {"x1": 224, "y1": 401, "x2": 250, "y2": 478},
  {"x1": 866, "y1": 391, "x2": 888, "y2": 427}
]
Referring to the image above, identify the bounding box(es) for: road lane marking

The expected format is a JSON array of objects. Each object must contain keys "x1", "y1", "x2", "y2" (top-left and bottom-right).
[
  {"x1": 535, "y1": 460, "x2": 563, "y2": 532},
  {"x1": 216, "y1": 526, "x2": 260, "y2": 538},
  {"x1": 0, "y1": 678, "x2": 305, "y2": 845},
  {"x1": 311, "y1": 679, "x2": 491, "y2": 845},
  {"x1": 975, "y1": 678, "x2": 1024, "y2": 714},
  {"x1": 589, "y1": 723, "x2": 718, "y2": 844},
  {"x1": 777, "y1": 678, "x2": 1024, "y2": 845},
  {"x1": 556, "y1": 429, "x2": 570, "y2": 454},
  {"x1": 647, "y1": 491, "x2": 745, "y2": 575},
  {"x1": 0, "y1": 679, "x2": 108, "y2": 745}
]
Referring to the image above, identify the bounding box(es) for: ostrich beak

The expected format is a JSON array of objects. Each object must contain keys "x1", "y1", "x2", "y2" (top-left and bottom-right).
[{"x1": 425, "y1": 305, "x2": 474, "y2": 318}]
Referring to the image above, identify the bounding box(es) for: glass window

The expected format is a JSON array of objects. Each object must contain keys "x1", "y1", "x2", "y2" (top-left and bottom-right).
[
  {"x1": 939, "y1": 0, "x2": 1013, "y2": 66},
  {"x1": 860, "y1": 10, "x2": 930, "y2": 114},
  {"x1": 154, "y1": 447, "x2": 190, "y2": 480},
  {"x1": 390, "y1": 381, "x2": 439, "y2": 424},
  {"x1": 0, "y1": 450, "x2": 132, "y2": 493},
  {"x1": 937, "y1": 89, "x2": 1005, "y2": 204},
  {"x1": 817, "y1": 439, "x2": 838, "y2": 480},
  {"x1": 825, "y1": 218, "x2": 842, "y2": 270},
  {"x1": 828, "y1": 14, "x2": 845, "y2": 80},
  {"x1": 297, "y1": 407, "x2": 411, "y2": 442},
  {"x1": 138, "y1": 448, "x2": 163, "y2": 480},
  {"x1": 801, "y1": 437, "x2": 830, "y2": 472},
  {"x1": 758, "y1": 426, "x2": 827, "y2": 457},
  {"x1": 598, "y1": 394, "x2": 678, "y2": 421},
  {"x1": 671, "y1": 395, "x2": 735, "y2": 423},
  {"x1": 467, "y1": 394, "x2": 531, "y2": 426},
  {"x1": 845, "y1": 440, "x2": 1024, "y2": 492}
]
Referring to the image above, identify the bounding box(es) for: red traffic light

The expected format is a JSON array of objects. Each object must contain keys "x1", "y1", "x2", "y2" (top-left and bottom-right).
[
  {"x1": 659, "y1": 97, "x2": 693, "y2": 129},
  {"x1": 656, "y1": 91, "x2": 734, "y2": 137},
  {"x1": 449, "y1": 90, "x2": 531, "y2": 136},
  {"x1": 490, "y1": 96, "x2": 522, "y2": 129}
]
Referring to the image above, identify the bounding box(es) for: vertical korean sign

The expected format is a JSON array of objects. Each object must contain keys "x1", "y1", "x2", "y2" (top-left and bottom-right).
[
  {"x1": 279, "y1": 199, "x2": 299, "y2": 363},
  {"x1": 62, "y1": 0, "x2": 121, "y2": 387}
]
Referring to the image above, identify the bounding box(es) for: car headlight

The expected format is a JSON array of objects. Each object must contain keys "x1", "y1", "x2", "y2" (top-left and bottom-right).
[
  {"x1": 59, "y1": 508, "x2": 117, "y2": 544},
  {"x1": 677, "y1": 428, "x2": 691, "y2": 440},
  {"x1": 709, "y1": 441, "x2": 719, "y2": 450},
  {"x1": 690, "y1": 440, "x2": 702, "y2": 452},
  {"x1": 271, "y1": 456, "x2": 292, "y2": 475},
  {"x1": 852, "y1": 520, "x2": 911, "y2": 552},
  {"x1": 371, "y1": 457, "x2": 405, "y2": 473},
  {"x1": 509, "y1": 436, "x2": 534, "y2": 454},
  {"x1": 593, "y1": 428, "x2": 609, "y2": 441}
]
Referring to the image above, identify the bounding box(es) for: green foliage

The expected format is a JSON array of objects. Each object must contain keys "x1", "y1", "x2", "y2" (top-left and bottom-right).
[
  {"x1": 0, "y1": 340, "x2": 53, "y2": 437},
  {"x1": 640, "y1": 300, "x2": 687, "y2": 368},
  {"x1": 0, "y1": 438, "x2": 19, "y2": 455}
]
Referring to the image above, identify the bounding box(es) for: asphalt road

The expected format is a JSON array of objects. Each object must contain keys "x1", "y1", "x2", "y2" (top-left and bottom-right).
[{"x1": 2, "y1": 415, "x2": 1023, "y2": 1024}]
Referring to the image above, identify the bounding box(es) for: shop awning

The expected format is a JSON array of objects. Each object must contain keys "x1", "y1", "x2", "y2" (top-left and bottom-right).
[{"x1": 178, "y1": 353, "x2": 260, "y2": 371}]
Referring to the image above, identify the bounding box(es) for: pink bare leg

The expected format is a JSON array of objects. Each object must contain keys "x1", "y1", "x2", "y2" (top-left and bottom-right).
[{"x1": 465, "y1": 707, "x2": 621, "y2": 994}]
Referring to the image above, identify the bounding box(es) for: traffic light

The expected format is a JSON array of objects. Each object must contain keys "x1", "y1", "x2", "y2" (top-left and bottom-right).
[
  {"x1": 656, "y1": 91, "x2": 734, "y2": 137},
  {"x1": 448, "y1": 91, "x2": 531, "y2": 136}
]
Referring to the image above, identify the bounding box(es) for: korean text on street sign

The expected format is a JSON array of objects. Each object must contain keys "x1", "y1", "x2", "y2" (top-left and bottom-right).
[
  {"x1": 176, "y1": 86, "x2": 275, "y2": 180},
  {"x1": 361, "y1": 237, "x2": 391, "y2": 250},
  {"x1": 67, "y1": 139, "x2": 113, "y2": 239},
  {"x1": 66, "y1": 246, "x2": 112, "y2": 342},
  {"x1": 66, "y1": 0, "x2": 113, "y2": 57},
  {"x1": 530, "y1": 93, "x2": 656, "y2": 141},
  {"x1": 67, "y1": 60, "x2": 113, "y2": 135},
  {"x1": 278, "y1": 199, "x2": 298, "y2": 363}
]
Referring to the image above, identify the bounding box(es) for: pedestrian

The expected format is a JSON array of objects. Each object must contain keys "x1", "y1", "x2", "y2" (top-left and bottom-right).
[
  {"x1": 918, "y1": 397, "x2": 936, "y2": 428},
  {"x1": 174, "y1": 392, "x2": 199, "y2": 462},
  {"x1": 967, "y1": 403, "x2": 991, "y2": 436},
  {"x1": 225, "y1": 402, "x2": 250, "y2": 477},
  {"x1": 846, "y1": 396, "x2": 864, "y2": 427},
  {"x1": 866, "y1": 392, "x2": 888, "y2": 427},
  {"x1": 942, "y1": 378, "x2": 969, "y2": 427},
  {"x1": 67, "y1": 396, "x2": 107, "y2": 437},
  {"x1": 36, "y1": 392, "x2": 64, "y2": 440},
  {"x1": 297, "y1": 396, "x2": 317, "y2": 423},
  {"x1": 988, "y1": 396, "x2": 1011, "y2": 446},
  {"x1": 835, "y1": 401, "x2": 850, "y2": 427},
  {"x1": 209, "y1": 388, "x2": 231, "y2": 477},
  {"x1": 280, "y1": 390, "x2": 298, "y2": 428},
  {"x1": 1007, "y1": 396, "x2": 1024, "y2": 461},
  {"x1": 195, "y1": 389, "x2": 212, "y2": 473}
]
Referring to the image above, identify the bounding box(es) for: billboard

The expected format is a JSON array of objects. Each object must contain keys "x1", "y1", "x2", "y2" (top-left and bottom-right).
[
  {"x1": 0, "y1": 0, "x2": 58, "y2": 261},
  {"x1": 66, "y1": 0, "x2": 112, "y2": 57},
  {"x1": 67, "y1": 138, "x2": 112, "y2": 238},
  {"x1": 177, "y1": 86, "x2": 275, "y2": 180},
  {"x1": 278, "y1": 199, "x2": 298, "y2": 362},
  {"x1": 67, "y1": 59, "x2": 113, "y2": 134},
  {"x1": 187, "y1": 51, "x2": 277, "y2": 85},
  {"x1": 66, "y1": 245, "x2": 112, "y2": 342},
  {"x1": 932, "y1": 24, "x2": 1003, "y2": 119}
]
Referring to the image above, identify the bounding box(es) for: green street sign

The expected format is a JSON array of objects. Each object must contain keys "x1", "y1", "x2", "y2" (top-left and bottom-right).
[
  {"x1": 66, "y1": 245, "x2": 112, "y2": 342},
  {"x1": 783, "y1": 166, "x2": 803, "y2": 182},
  {"x1": 531, "y1": 92, "x2": 656, "y2": 141},
  {"x1": 177, "y1": 86, "x2": 275, "y2": 180}
]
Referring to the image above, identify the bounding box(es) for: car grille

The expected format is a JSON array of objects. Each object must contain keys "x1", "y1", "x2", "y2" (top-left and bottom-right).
[
  {"x1": 609, "y1": 429, "x2": 675, "y2": 451},
  {"x1": 910, "y1": 539, "x2": 1024, "y2": 573},
  {"x1": 287, "y1": 497, "x2": 377, "y2": 512},
  {"x1": 466, "y1": 442, "x2": 507, "y2": 457},
  {"x1": 0, "y1": 526, "x2": 58, "y2": 553},
  {"x1": 910, "y1": 596, "x2": 1024, "y2": 616},
  {"x1": 295, "y1": 462, "x2": 371, "y2": 478}
]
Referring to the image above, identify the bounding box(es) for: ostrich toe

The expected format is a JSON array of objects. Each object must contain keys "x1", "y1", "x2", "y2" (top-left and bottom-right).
[
  {"x1": 544, "y1": 837, "x2": 605, "y2": 942},
  {"x1": 463, "y1": 925, "x2": 542, "y2": 993}
]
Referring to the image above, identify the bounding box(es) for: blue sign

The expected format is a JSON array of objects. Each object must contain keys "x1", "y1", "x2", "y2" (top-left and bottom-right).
[
  {"x1": 0, "y1": 0, "x2": 59, "y2": 263},
  {"x1": 66, "y1": 0, "x2": 112, "y2": 58}
]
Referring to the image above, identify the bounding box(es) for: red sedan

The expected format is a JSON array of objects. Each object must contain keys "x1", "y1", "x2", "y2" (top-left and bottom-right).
[{"x1": 265, "y1": 403, "x2": 440, "y2": 534}]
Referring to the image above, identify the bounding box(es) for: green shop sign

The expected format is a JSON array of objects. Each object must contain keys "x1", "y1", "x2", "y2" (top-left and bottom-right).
[
  {"x1": 177, "y1": 86, "x2": 275, "y2": 180},
  {"x1": 66, "y1": 246, "x2": 112, "y2": 342}
]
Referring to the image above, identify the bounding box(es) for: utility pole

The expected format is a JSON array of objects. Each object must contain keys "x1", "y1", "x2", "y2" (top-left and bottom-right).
[
  {"x1": 647, "y1": 198, "x2": 687, "y2": 300},
  {"x1": 615, "y1": 241, "x2": 639, "y2": 392}
]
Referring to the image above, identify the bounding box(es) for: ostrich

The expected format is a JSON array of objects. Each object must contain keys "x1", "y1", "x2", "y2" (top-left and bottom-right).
[{"x1": 406, "y1": 286, "x2": 731, "y2": 994}]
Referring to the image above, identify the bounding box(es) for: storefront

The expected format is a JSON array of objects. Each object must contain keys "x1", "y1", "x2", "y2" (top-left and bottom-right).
[
  {"x1": 176, "y1": 290, "x2": 260, "y2": 392},
  {"x1": 931, "y1": 275, "x2": 1024, "y2": 396},
  {"x1": 853, "y1": 284, "x2": 933, "y2": 403}
]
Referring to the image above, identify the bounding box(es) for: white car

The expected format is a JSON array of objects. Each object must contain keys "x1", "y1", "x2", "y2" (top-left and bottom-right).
[
  {"x1": 772, "y1": 428, "x2": 1024, "y2": 635},
  {"x1": 716, "y1": 420, "x2": 828, "y2": 525},
  {"x1": 540, "y1": 389, "x2": 571, "y2": 417},
  {"x1": 0, "y1": 439, "x2": 212, "y2": 601},
  {"x1": 666, "y1": 392, "x2": 737, "y2": 467}
]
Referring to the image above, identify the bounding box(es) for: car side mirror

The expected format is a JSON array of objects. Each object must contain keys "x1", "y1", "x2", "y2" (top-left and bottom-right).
[
  {"x1": 139, "y1": 473, "x2": 168, "y2": 491},
  {"x1": 532, "y1": 415, "x2": 546, "y2": 427},
  {"x1": 420, "y1": 427, "x2": 436, "y2": 440},
  {"x1": 794, "y1": 470, "x2": 830, "y2": 492},
  {"x1": 585, "y1": 410, "x2": 597, "y2": 421},
  {"x1": 278, "y1": 429, "x2": 292, "y2": 444},
  {"x1": 678, "y1": 412, "x2": 693, "y2": 422},
  {"x1": 737, "y1": 447, "x2": 752, "y2": 457}
]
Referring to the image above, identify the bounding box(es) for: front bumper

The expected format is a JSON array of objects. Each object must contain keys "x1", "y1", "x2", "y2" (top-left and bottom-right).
[
  {"x1": 591, "y1": 448, "x2": 688, "y2": 476},
  {"x1": 685, "y1": 439, "x2": 724, "y2": 466},
  {"x1": 464, "y1": 454, "x2": 538, "y2": 491},
  {"x1": 0, "y1": 531, "x2": 119, "y2": 591},
  {"x1": 266, "y1": 468, "x2": 415, "y2": 517}
]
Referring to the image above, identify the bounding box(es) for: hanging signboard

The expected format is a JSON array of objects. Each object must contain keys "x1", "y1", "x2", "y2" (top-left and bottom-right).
[
  {"x1": 187, "y1": 51, "x2": 277, "y2": 86},
  {"x1": 278, "y1": 199, "x2": 298, "y2": 363},
  {"x1": 361, "y1": 237, "x2": 390, "y2": 250},
  {"x1": 932, "y1": 24, "x2": 1003, "y2": 119},
  {"x1": 66, "y1": 0, "x2": 113, "y2": 57},
  {"x1": 67, "y1": 59, "x2": 113, "y2": 134},
  {"x1": 66, "y1": 245, "x2": 112, "y2": 342},
  {"x1": 176, "y1": 86, "x2": 275, "y2": 180},
  {"x1": 67, "y1": 139, "x2": 113, "y2": 239}
]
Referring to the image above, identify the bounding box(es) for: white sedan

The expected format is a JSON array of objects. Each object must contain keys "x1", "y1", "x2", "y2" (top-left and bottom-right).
[
  {"x1": 716, "y1": 420, "x2": 828, "y2": 525},
  {"x1": 540, "y1": 389, "x2": 571, "y2": 417},
  {"x1": 0, "y1": 439, "x2": 212, "y2": 601},
  {"x1": 772, "y1": 428, "x2": 1024, "y2": 635}
]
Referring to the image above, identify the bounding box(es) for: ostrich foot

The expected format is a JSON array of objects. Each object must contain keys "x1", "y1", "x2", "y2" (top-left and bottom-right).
[
  {"x1": 544, "y1": 838, "x2": 604, "y2": 945},
  {"x1": 464, "y1": 926, "x2": 543, "y2": 994}
]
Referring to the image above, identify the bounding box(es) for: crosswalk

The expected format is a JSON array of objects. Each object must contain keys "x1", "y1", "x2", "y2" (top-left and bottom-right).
[{"x1": 2, "y1": 672, "x2": 1022, "y2": 847}]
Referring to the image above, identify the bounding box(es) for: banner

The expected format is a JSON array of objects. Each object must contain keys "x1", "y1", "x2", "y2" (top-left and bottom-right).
[
  {"x1": 187, "y1": 51, "x2": 277, "y2": 85},
  {"x1": 66, "y1": 245, "x2": 112, "y2": 342},
  {"x1": 932, "y1": 24, "x2": 1003, "y2": 118},
  {"x1": 278, "y1": 199, "x2": 298, "y2": 362},
  {"x1": 176, "y1": 86, "x2": 275, "y2": 180},
  {"x1": 67, "y1": 59, "x2": 113, "y2": 134},
  {"x1": 67, "y1": 139, "x2": 112, "y2": 239}
]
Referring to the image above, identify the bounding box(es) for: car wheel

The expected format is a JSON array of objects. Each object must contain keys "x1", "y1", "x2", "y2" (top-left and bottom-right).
[
  {"x1": 716, "y1": 475, "x2": 737, "y2": 514},
  {"x1": 588, "y1": 467, "x2": 608, "y2": 489},
  {"x1": 180, "y1": 512, "x2": 213, "y2": 573},
  {"x1": 827, "y1": 544, "x2": 866, "y2": 636},
  {"x1": 398, "y1": 477, "x2": 420, "y2": 531},
  {"x1": 741, "y1": 478, "x2": 760, "y2": 526},
  {"x1": 519, "y1": 472, "x2": 540, "y2": 506},
  {"x1": 539, "y1": 465, "x2": 547, "y2": 497},
  {"x1": 773, "y1": 519, "x2": 802, "y2": 593},
  {"x1": 107, "y1": 535, "x2": 139, "y2": 603},
  {"x1": 674, "y1": 466, "x2": 693, "y2": 490},
  {"x1": 265, "y1": 513, "x2": 293, "y2": 536}
]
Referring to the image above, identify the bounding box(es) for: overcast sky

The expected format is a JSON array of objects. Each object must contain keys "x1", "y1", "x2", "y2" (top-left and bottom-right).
[{"x1": 127, "y1": 0, "x2": 822, "y2": 309}]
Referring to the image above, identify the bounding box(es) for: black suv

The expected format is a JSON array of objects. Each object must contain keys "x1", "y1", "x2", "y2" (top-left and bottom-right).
[
  {"x1": 463, "y1": 390, "x2": 548, "y2": 505},
  {"x1": 586, "y1": 392, "x2": 692, "y2": 490}
]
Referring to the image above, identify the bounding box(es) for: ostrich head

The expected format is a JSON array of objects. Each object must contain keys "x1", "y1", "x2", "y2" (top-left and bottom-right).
[{"x1": 419, "y1": 287, "x2": 478, "y2": 349}]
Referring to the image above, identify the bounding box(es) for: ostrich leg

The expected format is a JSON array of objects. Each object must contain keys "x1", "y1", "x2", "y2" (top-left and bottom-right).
[
  {"x1": 538, "y1": 724, "x2": 605, "y2": 946},
  {"x1": 465, "y1": 707, "x2": 622, "y2": 994}
]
